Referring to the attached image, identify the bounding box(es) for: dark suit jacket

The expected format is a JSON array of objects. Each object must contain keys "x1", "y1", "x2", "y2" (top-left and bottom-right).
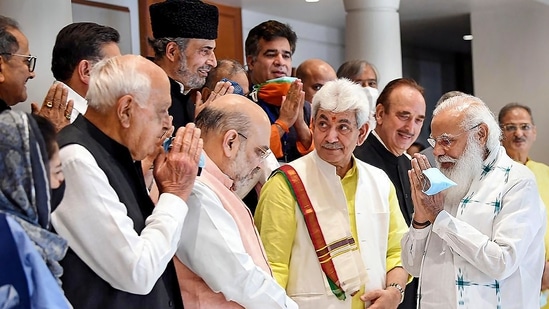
[{"x1": 168, "y1": 78, "x2": 194, "y2": 131}]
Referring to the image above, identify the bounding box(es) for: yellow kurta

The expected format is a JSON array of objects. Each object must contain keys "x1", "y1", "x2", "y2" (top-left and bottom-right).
[
  {"x1": 255, "y1": 156, "x2": 406, "y2": 309},
  {"x1": 526, "y1": 159, "x2": 549, "y2": 309}
]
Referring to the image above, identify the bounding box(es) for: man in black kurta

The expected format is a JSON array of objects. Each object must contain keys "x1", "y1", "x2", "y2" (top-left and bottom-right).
[
  {"x1": 353, "y1": 78, "x2": 427, "y2": 309},
  {"x1": 148, "y1": 0, "x2": 219, "y2": 130},
  {"x1": 51, "y1": 55, "x2": 203, "y2": 309}
]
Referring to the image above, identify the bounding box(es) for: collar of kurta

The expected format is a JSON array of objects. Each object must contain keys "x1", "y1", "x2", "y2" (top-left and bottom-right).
[
  {"x1": 74, "y1": 115, "x2": 135, "y2": 166},
  {"x1": 172, "y1": 78, "x2": 191, "y2": 95},
  {"x1": 311, "y1": 150, "x2": 357, "y2": 180},
  {"x1": 370, "y1": 130, "x2": 413, "y2": 159},
  {"x1": 201, "y1": 152, "x2": 234, "y2": 190}
]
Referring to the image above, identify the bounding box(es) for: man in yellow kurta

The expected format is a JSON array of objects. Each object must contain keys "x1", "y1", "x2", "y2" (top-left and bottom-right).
[
  {"x1": 255, "y1": 78, "x2": 409, "y2": 309},
  {"x1": 498, "y1": 103, "x2": 549, "y2": 308}
]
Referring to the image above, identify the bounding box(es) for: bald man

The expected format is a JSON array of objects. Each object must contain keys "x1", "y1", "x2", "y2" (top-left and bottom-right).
[
  {"x1": 296, "y1": 58, "x2": 337, "y2": 103},
  {"x1": 173, "y1": 94, "x2": 297, "y2": 308},
  {"x1": 201, "y1": 59, "x2": 249, "y2": 101}
]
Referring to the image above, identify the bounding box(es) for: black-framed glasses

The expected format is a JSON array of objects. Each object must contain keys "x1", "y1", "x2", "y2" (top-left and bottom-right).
[
  {"x1": 500, "y1": 123, "x2": 533, "y2": 133},
  {"x1": 237, "y1": 132, "x2": 271, "y2": 160},
  {"x1": 427, "y1": 123, "x2": 481, "y2": 149},
  {"x1": 0, "y1": 53, "x2": 36, "y2": 72}
]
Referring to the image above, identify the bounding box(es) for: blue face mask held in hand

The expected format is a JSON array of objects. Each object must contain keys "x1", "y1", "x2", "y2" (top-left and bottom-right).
[{"x1": 421, "y1": 167, "x2": 457, "y2": 195}]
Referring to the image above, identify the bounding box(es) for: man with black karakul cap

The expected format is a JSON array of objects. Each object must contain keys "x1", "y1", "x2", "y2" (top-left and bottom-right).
[{"x1": 149, "y1": 0, "x2": 219, "y2": 130}]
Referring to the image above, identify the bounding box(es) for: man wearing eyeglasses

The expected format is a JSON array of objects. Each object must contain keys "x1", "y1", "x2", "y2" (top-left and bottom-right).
[
  {"x1": 0, "y1": 15, "x2": 36, "y2": 112},
  {"x1": 402, "y1": 94, "x2": 545, "y2": 308},
  {"x1": 173, "y1": 94, "x2": 297, "y2": 308},
  {"x1": 498, "y1": 102, "x2": 549, "y2": 308}
]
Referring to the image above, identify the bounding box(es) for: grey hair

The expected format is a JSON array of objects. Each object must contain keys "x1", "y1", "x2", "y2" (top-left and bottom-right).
[
  {"x1": 436, "y1": 90, "x2": 466, "y2": 106},
  {"x1": 195, "y1": 104, "x2": 252, "y2": 139},
  {"x1": 312, "y1": 78, "x2": 377, "y2": 130},
  {"x1": 147, "y1": 37, "x2": 190, "y2": 61},
  {"x1": 434, "y1": 94, "x2": 502, "y2": 153},
  {"x1": 336, "y1": 60, "x2": 378, "y2": 81},
  {"x1": 86, "y1": 55, "x2": 151, "y2": 113},
  {"x1": 0, "y1": 15, "x2": 20, "y2": 56},
  {"x1": 498, "y1": 102, "x2": 534, "y2": 125}
]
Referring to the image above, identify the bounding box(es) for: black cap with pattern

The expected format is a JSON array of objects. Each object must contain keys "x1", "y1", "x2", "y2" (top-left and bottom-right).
[{"x1": 149, "y1": 0, "x2": 219, "y2": 40}]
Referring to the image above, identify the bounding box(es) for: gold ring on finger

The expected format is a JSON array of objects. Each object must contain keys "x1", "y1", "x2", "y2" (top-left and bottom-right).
[
  {"x1": 46, "y1": 101, "x2": 53, "y2": 108},
  {"x1": 65, "y1": 113, "x2": 71, "y2": 120}
]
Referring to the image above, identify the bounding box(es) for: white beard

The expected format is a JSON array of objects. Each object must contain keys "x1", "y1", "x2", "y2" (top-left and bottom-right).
[{"x1": 437, "y1": 137, "x2": 485, "y2": 213}]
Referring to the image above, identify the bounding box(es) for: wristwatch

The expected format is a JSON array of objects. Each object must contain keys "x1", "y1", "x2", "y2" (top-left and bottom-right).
[{"x1": 387, "y1": 283, "x2": 405, "y2": 304}]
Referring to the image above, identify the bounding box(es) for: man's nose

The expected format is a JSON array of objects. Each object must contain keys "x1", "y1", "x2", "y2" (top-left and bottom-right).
[
  {"x1": 432, "y1": 143, "x2": 445, "y2": 157},
  {"x1": 273, "y1": 53, "x2": 284, "y2": 65},
  {"x1": 207, "y1": 51, "x2": 217, "y2": 68},
  {"x1": 325, "y1": 127, "x2": 339, "y2": 142}
]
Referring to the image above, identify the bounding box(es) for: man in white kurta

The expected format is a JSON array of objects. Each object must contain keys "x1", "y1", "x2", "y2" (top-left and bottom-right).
[
  {"x1": 174, "y1": 94, "x2": 297, "y2": 308},
  {"x1": 402, "y1": 94, "x2": 546, "y2": 309}
]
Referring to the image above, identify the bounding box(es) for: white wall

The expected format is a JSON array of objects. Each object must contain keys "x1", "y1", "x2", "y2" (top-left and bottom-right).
[
  {"x1": 1, "y1": 0, "x2": 72, "y2": 113},
  {"x1": 241, "y1": 10, "x2": 345, "y2": 71},
  {"x1": 471, "y1": 1, "x2": 549, "y2": 164},
  {"x1": 2, "y1": 0, "x2": 141, "y2": 113},
  {"x1": 90, "y1": 0, "x2": 141, "y2": 55}
]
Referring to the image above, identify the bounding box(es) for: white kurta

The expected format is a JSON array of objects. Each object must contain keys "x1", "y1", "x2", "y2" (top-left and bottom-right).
[
  {"x1": 52, "y1": 144, "x2": 188, "y2": 294},
  {"x1": 402, "y1": 146, "x2": 546, "y2": 308},
  {"x1": 61, "y1": 81, "x2": 87, "y2": 123},
  {"x1": 175, "y1": 156, "x2": 297, "y2": 309}
]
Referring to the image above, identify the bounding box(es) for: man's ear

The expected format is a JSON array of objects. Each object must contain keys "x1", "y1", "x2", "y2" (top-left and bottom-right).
[
  {"x1": 77, "y1": 60, "x2": 92, "y2": 85},
  {"x1": 165, "y1": 41, "x2": 179, "y2": 62},
  {"x1": 0, "y1": 56, "x2": 6, "y2": 83},
  {"x1": 357, "y1": 123, "x2": 370, "y2": 146},
  {"x1": 246, "y1": 55, "x2": 255, "y2": 71},
  {"x1": 201, "y1": 87, "x2": 211, "y2": 102},
  {"x1": 375, "y1": 104, "x2": 384, "y2": 125},
  {"x1": 477, "y1": 123, "x2": 488, "y2": 146},
  {"x1": 222, "y1": 129, "x2": 240, "y2": 158},
  {"x1": 117, "y1": 94, "x2": 134, "y2": 128}
]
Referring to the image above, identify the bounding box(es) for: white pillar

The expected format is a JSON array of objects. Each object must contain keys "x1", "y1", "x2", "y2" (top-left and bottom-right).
[
  {"x1": 0, "y1": 0, "x2": 72, "y2": 112},
  {"x1": 343, "y1": 0, "x2": 401, "y2": 89}
]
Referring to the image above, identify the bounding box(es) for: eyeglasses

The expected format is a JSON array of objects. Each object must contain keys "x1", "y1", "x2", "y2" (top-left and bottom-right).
[
  {"x1": 500, "y1": 123, "x2": 533, "y2": 133},
  {"x1": 237, "y1": 132, "x2": 271, "y2": 160},
  {"x1": 0, "y1": 53, "x2": 37, "y2": 72},
  {"x1": 427, "y1": 123, "x2": 481, "y2": 149}
]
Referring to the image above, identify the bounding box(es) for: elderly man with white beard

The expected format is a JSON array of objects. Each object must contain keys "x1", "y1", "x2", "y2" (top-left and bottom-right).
[{"x1": 401, "y1": 94, "x2": 546, "y2": 309}]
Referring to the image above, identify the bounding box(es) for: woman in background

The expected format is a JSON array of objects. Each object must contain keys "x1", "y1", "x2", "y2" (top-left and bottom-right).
[{"x1": 0, "y1": 110, "x2": 70, "y2": 309}]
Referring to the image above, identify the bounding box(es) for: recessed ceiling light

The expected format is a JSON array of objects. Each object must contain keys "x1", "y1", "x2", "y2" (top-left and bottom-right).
[
  {"x1": 306, "y1": 0, "x2": 319, "y2": 2},
  {"x1": 463, "y1": 34, "x2": 473, "y2": 41}
]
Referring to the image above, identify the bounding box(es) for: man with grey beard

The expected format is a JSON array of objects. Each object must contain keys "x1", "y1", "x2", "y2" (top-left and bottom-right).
[
  {"x1": 149, "y1": 0, "x2": 230, "y2": 130},
  {"x1": 401, "y1": 94, "x2": 546, "y2": 309}
]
